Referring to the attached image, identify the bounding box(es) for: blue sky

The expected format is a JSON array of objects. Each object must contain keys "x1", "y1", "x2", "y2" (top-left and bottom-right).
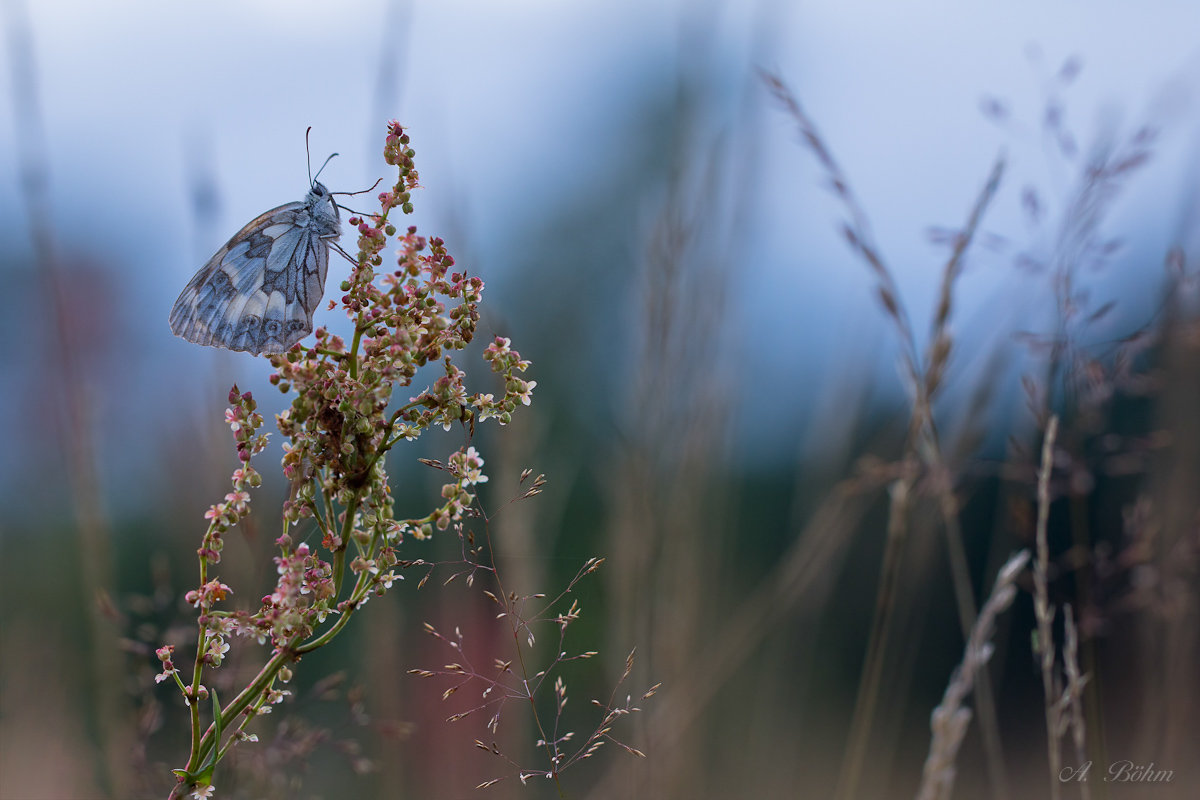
[{"x1": 3, "y1": 0, "x2": 1199, "y2": 481}]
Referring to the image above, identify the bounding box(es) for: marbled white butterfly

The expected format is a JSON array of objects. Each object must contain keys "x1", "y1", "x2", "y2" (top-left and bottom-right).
[{"x1": 169, "y1": 146, "x2": 342, "y2": 355}]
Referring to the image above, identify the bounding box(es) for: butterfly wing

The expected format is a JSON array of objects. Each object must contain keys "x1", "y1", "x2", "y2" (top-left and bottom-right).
[{"x1": 169, "y1": 201, "x2": 334, "y2": 355}]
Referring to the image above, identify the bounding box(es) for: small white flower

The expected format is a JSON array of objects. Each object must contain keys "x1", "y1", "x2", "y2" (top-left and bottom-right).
[{"x1": 517, "y1": 380, "x2": 537, "y2": 406}]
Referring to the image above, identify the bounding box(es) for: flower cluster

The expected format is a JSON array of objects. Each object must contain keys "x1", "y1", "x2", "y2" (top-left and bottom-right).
[
  {"x1": 155, "y1": 645, "x2": 179, "y2": 685},
  {"x1": 199, "y1": 387, "x2": 266, "y2": 564},
  {"x1": 482, "y1": 337, "x2": 535, "y2": 420},
  {"x1": 251, "y1": 543, "x2": 333, "y2": 644},
  {"x1": 423, "y1": 446, "x2": 489, "y2": 535}
]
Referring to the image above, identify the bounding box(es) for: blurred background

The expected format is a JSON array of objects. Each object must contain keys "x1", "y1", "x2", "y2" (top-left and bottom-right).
[{"x1": 2, "y1": 1, "x2": 1199, "y2": 798}]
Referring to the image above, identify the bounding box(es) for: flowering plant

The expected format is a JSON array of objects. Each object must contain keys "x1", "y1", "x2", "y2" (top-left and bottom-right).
[{"x1": 165, "y1": 122, "x2": 535, "y2": 799}]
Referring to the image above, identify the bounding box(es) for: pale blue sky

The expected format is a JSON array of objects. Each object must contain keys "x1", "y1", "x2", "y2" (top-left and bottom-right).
[{"x1": 2, "y1": 0, "x2": 1199, "y2": 478}]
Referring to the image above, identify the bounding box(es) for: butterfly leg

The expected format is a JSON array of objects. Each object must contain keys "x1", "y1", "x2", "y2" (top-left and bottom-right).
[{"x1": 331, "y1": 241, "x2": 359, "y2": 266}]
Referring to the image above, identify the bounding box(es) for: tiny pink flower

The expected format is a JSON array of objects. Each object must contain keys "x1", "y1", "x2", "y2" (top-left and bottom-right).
[{"x1": 225, "y1": 491, "x2": 251, "y2": 511}]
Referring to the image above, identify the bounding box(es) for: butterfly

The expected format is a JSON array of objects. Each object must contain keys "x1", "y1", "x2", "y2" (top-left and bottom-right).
[{"x1": 169, "y1": 161, "x2": 343, "y2": 355}]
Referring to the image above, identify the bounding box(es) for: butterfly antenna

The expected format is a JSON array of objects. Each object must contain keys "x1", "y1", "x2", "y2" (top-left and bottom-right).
[
  {"x1": 306, "y1": 127, "x2": 314, "y2": 185},
  {"x1": 313, "y1": 153, "x2": 339, "y2": 186},
  {"x1": 331, "y1": 178, "x2": 383, "y2": 197}
]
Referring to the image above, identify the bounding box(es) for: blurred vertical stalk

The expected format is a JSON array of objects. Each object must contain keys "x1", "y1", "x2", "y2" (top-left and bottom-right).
[
  {"x1": 1144, "y1": 293, "x2": 1200, "y2": 799},
  {"x1": 1068, "y1": 491, "x2": 1107, "y2": 800},
  {"x1": 365, "y1": 0, "x2": 411, "y2": 177},
  {"x1": 834, "y1": 467, "x2": 913, "y2": 800},
  {"x1": 606, "y1": 34, "x2": 737, "y2": 796},
  {"x1": 587, "y1": 470, "x2": 883, "y2": 800},
  {"x1": 3, "y1": 0, "x2": 129, "y2": 795},
  {"x1": 607, "y1": 180, "x2": 725, "y2": 799},
  {"x1": 366, "y1": 597, "x2": 407, "y2": 795}
]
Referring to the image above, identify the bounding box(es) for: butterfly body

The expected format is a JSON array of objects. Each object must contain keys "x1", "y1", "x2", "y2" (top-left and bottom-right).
[{"x1": 170, "y1": 181, "x2": 341, "y2": 355}]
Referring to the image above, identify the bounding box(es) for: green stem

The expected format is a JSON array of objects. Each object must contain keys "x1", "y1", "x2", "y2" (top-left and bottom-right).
[
  {"x1": 333, "y1": 494, "x2": 361, "y2": 598},
  {"x1": 192, "y1": 647, "x2": 292, "y2": 768},
  {"x1": 311, "y1": 470, "x2": 336, "y2": 538},
  {"x1": 332, "y1": 549, "x2": 346, "y2": 597},
  {"x1": 215, "y1": 676, "x2": 276, "y2": 762},
  {"x1": 185, "y1": 548, "x2": 213, "y2": 771},
  {"x1": 348, "y1": 322, "x2": 364, "y2": 381},
  {"x1": 304, "y1": 500, "x2": 335, "y2": 543}
]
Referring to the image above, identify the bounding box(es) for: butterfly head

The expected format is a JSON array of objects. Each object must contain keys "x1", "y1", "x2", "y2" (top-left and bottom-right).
[
  {"x1": 308, "y1": 180, "x2": 331, "y2": 202},
  {"x1": 306, "y1": 180, "x2": 340, "y2": 224}
]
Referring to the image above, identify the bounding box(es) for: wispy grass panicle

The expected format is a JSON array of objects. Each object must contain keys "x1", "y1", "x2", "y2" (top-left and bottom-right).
[
  {"x1": 409, "y1": 542, "x2": 653, "y2": 794},
  {"x1": 764, "y1": 70, "x2": 1011, "y2": 800}
]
